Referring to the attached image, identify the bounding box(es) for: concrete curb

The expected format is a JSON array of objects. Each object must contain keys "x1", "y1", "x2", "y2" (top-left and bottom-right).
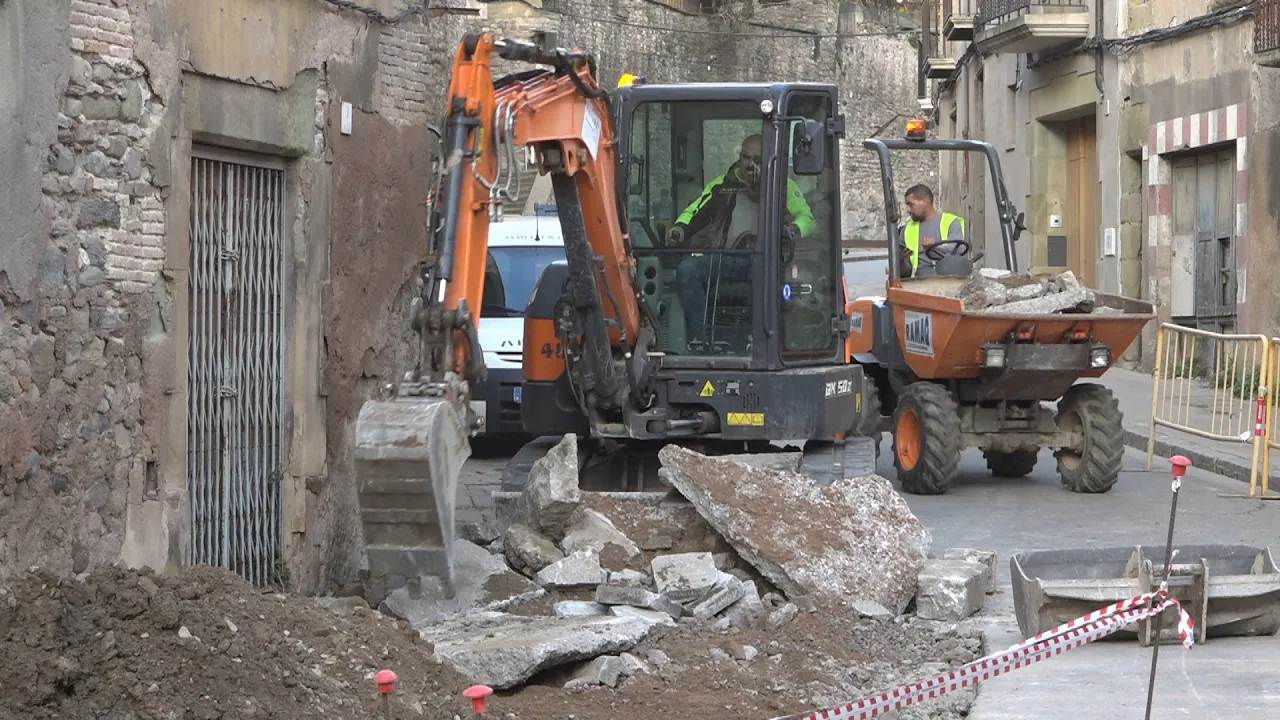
[{"x1": 1120, "y1": 428, "x2": 1259, "y2": 485}]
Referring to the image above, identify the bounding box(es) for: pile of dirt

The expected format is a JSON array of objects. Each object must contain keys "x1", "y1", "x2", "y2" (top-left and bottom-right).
[
  {"x1": 0, "y1": 564, "x2": 473, "y2": 720},
  {"x1": 0, "y1": 563, "x2": 983, "y2": 720}
]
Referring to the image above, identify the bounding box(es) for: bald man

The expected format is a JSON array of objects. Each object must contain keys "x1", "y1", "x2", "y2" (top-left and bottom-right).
[{"x1": 666, "y1": 133, "x2": 816, "y2": 342}]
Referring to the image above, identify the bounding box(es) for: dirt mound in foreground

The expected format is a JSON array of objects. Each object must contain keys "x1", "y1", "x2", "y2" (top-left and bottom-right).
[
  {"x1": 0, "y1": 564, "x2": 469, "y2": 720},
  {"x1": 0, "y1": 563, "x2": 984, "y2": 720}
]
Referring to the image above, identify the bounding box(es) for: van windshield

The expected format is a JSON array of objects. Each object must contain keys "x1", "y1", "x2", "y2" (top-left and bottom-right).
[{"x1": 482, "y1": 245, "x2": 566, "y2": 317}]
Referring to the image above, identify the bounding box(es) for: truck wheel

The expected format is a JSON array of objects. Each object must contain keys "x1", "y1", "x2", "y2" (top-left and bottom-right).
[
  {"x1": 893, "y1": 382, "x2": 961, "y2": 495},
  {"x1": 854, "y1": 373, "x2": 884, "y2": 463},
  {"x1": 983, "y1": 448, "x2": 1039, "y2": 478},
  {"x1": 1054, "y1": 383, "x2": 1124, "y2": 494}
]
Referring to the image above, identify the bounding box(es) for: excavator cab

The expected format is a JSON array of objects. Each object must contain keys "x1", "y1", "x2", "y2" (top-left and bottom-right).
[
  {"x1": 617, "y1": 85, "x2": 846, "y2": 367},
  {"x1": 519, "y1": 82, "x2": 859, "y2": 445}
]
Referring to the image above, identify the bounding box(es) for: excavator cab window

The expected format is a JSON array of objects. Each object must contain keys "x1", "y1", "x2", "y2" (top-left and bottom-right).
[
  {"x1": 627, "y1": 99, "x2": 769, "y2": 359},
  {"x1": 778, "y1": 92, "x2": 841, "y2": 363}
]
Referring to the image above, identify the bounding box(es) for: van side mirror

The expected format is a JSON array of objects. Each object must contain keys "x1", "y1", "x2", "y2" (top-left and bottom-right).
[{"x1": 791, "y1": 119, "x2": 826, "y2": 176}]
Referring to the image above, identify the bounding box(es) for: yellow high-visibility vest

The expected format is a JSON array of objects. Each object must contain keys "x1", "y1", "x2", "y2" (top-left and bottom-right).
[{"x1": 903, "y1": 213, "x2": 964, "y2": 270}]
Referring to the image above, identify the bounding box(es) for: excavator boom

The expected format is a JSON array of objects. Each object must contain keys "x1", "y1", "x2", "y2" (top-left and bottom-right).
[{"x1": 352, "y1": 33, "x2": 642, "y2": 608}]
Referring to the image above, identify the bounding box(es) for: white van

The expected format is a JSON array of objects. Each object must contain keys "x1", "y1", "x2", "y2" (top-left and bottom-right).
[{"x1": 474, "y1": 211, "x2": 566, "y2": 437}]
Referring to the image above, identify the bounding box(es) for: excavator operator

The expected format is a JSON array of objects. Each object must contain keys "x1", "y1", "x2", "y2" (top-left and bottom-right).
[{"x1": 665, "y1": 133, "x2": 816, "y2": 340}]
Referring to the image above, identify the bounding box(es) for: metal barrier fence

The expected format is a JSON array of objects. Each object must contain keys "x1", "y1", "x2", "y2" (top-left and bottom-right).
[
  {"x1": 1262, "y1": 338, "x2": 1280, "y2": 498},
  {"x1": 1147, "y1": 323, "x2": 1271, "y2": 497}
]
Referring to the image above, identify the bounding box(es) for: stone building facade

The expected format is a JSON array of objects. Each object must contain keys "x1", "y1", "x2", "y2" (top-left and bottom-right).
[
  {"x1": 920, "y1": 0, "x2": 1279, "y2": 366},
  {"x1": 0, "y1": 0, "x2": 927, "y2": 593}
]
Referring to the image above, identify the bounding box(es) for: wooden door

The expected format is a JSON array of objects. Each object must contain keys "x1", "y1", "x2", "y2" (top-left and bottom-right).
[{"x1": 1065, "y1": 115, "x2": 1099, "y2": 287}]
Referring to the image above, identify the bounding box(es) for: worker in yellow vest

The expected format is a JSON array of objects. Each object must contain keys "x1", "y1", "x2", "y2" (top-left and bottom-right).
[{"x1": 897, "y1": 184, "x2": 965, "y2": 278}]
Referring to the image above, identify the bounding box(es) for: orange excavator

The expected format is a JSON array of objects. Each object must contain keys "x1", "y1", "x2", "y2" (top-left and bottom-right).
[{"x1": 351, "y1": 33, "x2": 876, "y2": 604}]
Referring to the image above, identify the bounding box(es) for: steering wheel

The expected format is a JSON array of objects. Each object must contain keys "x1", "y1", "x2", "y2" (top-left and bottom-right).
[{"x1": 923, "y1": 239, "x2": 971, "y2": 262}]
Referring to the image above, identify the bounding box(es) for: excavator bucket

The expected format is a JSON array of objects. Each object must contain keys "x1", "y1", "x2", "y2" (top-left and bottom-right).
[{"x1": 353, "y1": 394, "x2": 472, "y2": 608}]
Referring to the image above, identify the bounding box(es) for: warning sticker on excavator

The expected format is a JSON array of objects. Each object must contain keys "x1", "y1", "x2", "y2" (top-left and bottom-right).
[
  {"x1": 582, "y1": 102, "x2": 602, "y2": 160},
  {"x1": 700, "y1": 381, "x2": 715, "y2": 397},
  {"x1": 727, "y1": 412, "x2": 765, "y2": 426}
]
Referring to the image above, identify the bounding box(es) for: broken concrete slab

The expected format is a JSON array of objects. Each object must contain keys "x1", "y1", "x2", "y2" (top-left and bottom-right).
[
  {"x1": 504, "y1": 522, "x2": 565, "y2": 577},
  {"x1": 978, "y1": 287, "x2": 1094, "y2": 315},
  {"x1": 554, "y1": 601, "x2": 609, "y2": 617},
  {"x1": 943, "y1": 548, "x2": 997, "y2": 594},
  {"x1": 916, "y1": 559, "x2": 987, "y2": 621},
  {"x1": 565, "y1": 655, "x2": 626, "y2": 689},
  {"x1": 608, "y1": 569, "x2": 651, "y2": 588},
  {"x1": 609, "y1": 605, "x2": 677, "y2": 628},
  {"x1": 691, "y1": 573, "x2": 747, "y2": 620},
  {"x1": 536, "y1": 549, "x2": 607, "y2": 591},
  {"x1": 851, "y1": 597, "x2": 895, "y2": 620},
  {"x1": 618, "y1": 652, "x2": 651, "y2": 676},
  {"x1": 561, "y1": 508, "x2": 644, "y2": 569},
  {"x1": 580, "y1": 492, "x2": 735, "y2": 556},
  {"x1": 651, "y1": 552, "x2": 720, "y2": 604},
  {"x1": 420, "y1": 612, "x2": 653, "y2": 690},
  {"x1": 723, "y1": 580, "x2": 766, "y2": 629},
  {"x1": 595, "y1": 584, "x2": 682, "y2": 620},
  {"x1": 383, "y1": 539, "x2": 542, "y2": 628},
  {"x1": 658, "y1": 446, "x2": 930, "y2": 614},
  {"x1": 718, "y1": 452, "x2": 803, "y2": 473},
  {"x1": 518, "y1": 434, "x2": 582, "y2": 539}
]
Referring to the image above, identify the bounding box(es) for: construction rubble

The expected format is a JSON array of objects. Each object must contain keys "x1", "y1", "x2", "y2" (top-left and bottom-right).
[
  {"x1": 2, "y1": 438, "x2": 1000, "y2": 719},
  {"x1": 951, "y1": 268, "x2": 1123, "y2": 315}
]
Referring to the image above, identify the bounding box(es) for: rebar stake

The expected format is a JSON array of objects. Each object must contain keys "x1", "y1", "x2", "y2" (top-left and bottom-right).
[{"x1": 1143, "y1": 455, "x2": 1190, "y2": 720}]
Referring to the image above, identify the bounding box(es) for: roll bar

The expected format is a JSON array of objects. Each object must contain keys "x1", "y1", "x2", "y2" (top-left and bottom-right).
[{"x1": 862, "y1": 137, "x2": 1025, "y2": 280}]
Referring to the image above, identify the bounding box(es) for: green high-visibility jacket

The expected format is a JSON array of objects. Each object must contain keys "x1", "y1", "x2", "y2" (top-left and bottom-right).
[{"x1": 902, "y1": 212, "x2": 964, "y2": 271}]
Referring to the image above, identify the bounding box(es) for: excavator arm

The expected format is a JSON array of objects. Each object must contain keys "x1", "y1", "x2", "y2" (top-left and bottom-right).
[{"x1": 352, "y1": 33, "x2": 646, "y2": 608}]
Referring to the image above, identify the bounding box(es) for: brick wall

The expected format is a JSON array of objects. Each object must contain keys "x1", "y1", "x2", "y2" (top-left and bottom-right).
[{"x1": 377, "y1": 0, "x2": 435, "y2": 125}]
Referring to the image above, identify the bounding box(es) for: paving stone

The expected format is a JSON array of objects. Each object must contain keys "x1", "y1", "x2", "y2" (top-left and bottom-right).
[
  {"x1": 943, "y1": 548, "x2": 997, "y2": 594},
  {"x1": 421, "y1": 613, "x2": 653, "y2": 690},
  {"x1": 595, "y1": 584, "x2": 682, "y2": 620},
  {"x1": 651, "y1": 552, "x2": 720, "y2": 604},
  {"x1": 916, "y1": 559, "x2": 987, "y2": 621},
  {"x1": 504, "y1": 522, "x2": 564, "y2": 577},
  {"x1": 608, "y1": 605, "x2": 676, "y2": 628},
  {"x1": 536, "y1": 549, "x2": 607, "y2": 591},
  {"x1": 691, "y1": 573, "x2": 746, "y2": 620}
]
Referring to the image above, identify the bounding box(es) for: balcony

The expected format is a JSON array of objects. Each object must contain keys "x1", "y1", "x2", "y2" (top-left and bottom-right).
[
  {"x1": 1257, "y1": 0, "x2": 1280, "y2": 67},
  {"x1": 921, "y1": 0, "x2": 965, "y2": 83},
  {"x1": 974, "y1": 0, "x2": 1091, "y2": 55},
  {"x1": 944, "y1": 0, "x2": 976, "y2": 42}
]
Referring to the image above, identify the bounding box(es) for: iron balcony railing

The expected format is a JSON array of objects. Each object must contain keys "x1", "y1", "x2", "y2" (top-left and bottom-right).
[
  {"x1": 1258, "y1": 0, "x2": 1280, "y2": 55},
  {"x1": 976, "y1": 0, "x2": 1088, "y2": 31}
]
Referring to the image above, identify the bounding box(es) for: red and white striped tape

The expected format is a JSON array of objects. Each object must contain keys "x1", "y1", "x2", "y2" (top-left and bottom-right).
[{"x1": 771, "y1": 588, "x2": 1194, "y2": 720}]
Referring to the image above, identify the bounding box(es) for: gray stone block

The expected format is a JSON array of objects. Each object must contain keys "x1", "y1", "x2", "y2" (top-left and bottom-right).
[
  {"x1": 651, "y1": 552, "x2": 720, "y2": 604},
  {"x1": 943, "y1": 548, "x2": 997, "y2": 594},
  {"x1": 916, "y1": 559, "x2": 986, "y2": 621}
]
